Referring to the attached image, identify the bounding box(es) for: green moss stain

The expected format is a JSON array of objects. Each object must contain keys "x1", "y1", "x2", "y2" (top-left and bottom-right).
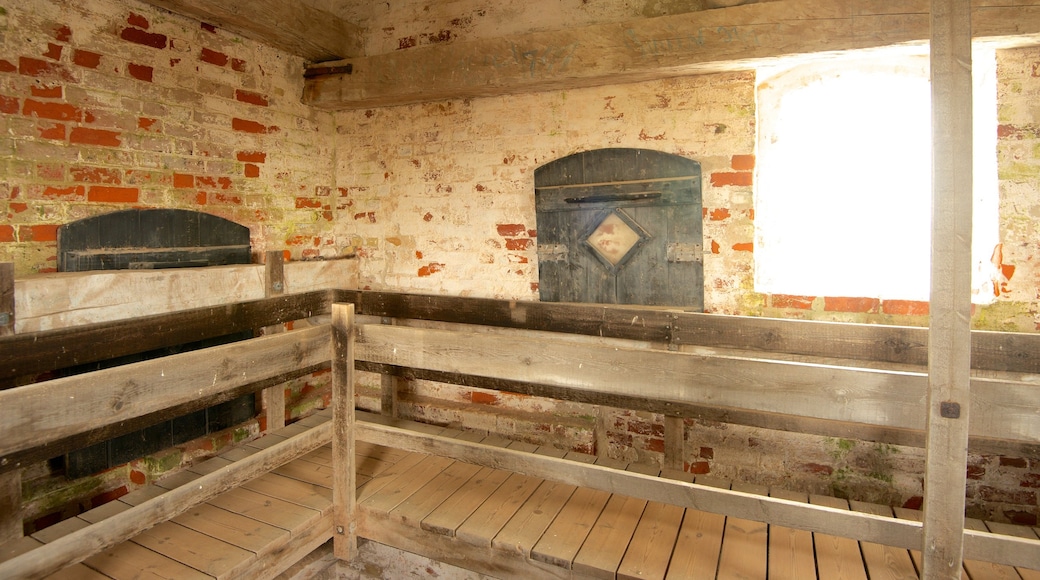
[
  {"x1": 233, "y1": 427, "x2": 252, "y2": 443},
  {"x1": 143, "y1": 450, "x2": 182, "y2": 474},
  {"x1": 972, "y1": 300, "x2": 1034, "y2": 332}
]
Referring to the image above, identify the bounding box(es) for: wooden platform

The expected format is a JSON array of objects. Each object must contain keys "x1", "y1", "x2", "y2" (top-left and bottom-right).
[{"x1": 7, "y1": 410, "x2": 1040, "y2": 580}]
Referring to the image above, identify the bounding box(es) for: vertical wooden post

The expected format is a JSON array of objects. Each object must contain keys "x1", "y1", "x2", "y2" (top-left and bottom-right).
[
  {"x1": 261, "y1": 251, "x2": 287, "y2": 431},
  {"x1": 379, "y1": 317, "x2": 399, "y2": 418},
  {"x1": 923, "y1": 1, "x2": 973, "y2": 578},
  {"x1": 0, "y1": 264, "x2": 20, "y2": 543},
  {"x1": 0, "y1": 262, "x2": 14, "y2": 336},
  {"x1": 664, "y1": 416, "x2": 684, "y2": 471},
  {"x1": 332, "y1": 303, "x2": 357, "y2": 561}
]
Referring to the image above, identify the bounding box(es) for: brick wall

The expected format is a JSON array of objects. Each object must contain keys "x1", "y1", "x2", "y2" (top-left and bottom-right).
[{"x1": 0, "y1": 0, "x2": 345, "y2": 277}]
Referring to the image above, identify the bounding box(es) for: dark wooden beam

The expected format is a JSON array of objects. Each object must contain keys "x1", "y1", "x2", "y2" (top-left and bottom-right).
[
  {"x1": 0, "y1": 291, "x2": 332, "y2": 386},
  {"x1": 303, "y1": 0, "x2": 1040, "y2": 110},
  {"x1": 138, "y1": 0, "x2": 363, "y2": 61}
]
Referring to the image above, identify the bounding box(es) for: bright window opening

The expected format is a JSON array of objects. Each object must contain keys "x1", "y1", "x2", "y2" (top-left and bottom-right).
[{"x1": 754, "y1": 47, "x2": 999, "y2": 304}]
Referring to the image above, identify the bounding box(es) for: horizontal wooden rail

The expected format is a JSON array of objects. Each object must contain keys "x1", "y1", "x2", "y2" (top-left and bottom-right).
[
  {"x1": 338, "y1": 290, "x2": 1040, "y2": 374},
  {"x1": 356, "y1": 421, "x2": 1040, "y2": 571},
  {"x1": 0, "y1": 290, "x2": 332, "y2": 386},
  {"x1": 355, "y1": 323, "x2": 1040, "y2": 443},
  {"x1": 0, "y1": 325, "x2": 332, "y2": 465},
  {"x1": 0, "y1": 421, "x2": 333, "y2": 580}
]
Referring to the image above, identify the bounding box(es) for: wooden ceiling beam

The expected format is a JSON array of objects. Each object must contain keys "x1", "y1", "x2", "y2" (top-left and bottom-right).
[
  {"x1": 302, "y1": 0, "x2": 1040, "y2": 110},
  {"x1": 139, "y1": 0, "x2": 363, "y2": 61}
]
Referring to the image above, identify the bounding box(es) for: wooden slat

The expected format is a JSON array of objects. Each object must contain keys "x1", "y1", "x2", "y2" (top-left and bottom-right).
[
  {"x1": 205, "y1": 487, "x2": 322, "y2": 537},
  {"x1": 531, "y1": 486, "x2": 611, "y2": 569},
  {"x1": 809, "y1": 494, "x2": 867, "y2": 580},
  {"x1": 767, "y1": 488, "x2": 817, "y2": 580},
  {"x1": 356, "y1": 324, "x2": 1040, "y2": 443},
  {"x1": 345, "y1": 289, "x2": 1040, "y2": 374},
  {"x1": 84, "y1": 538, "x2": 213, "y2": 580},
  {"x1": 985, "y1": 521, "x2": 1040, "y2": 580},
  {"x1": 924, "y1": 0, "x2": 975, "y2": 577},
  {"x1": 454, "y1": 472, "x2": 543, "y2": 546},
  {"x1": 359, "y1": 455, "x2": 454, "y2": 514},
  {"x1": 0, "y1": 290, "x2": 332, "y2": 385},
  {"x1": 573, "y1": 494, "x2": 648, "y2": 578},
  {"x1": 963, "y1": 518, "x2": 1021, "y2": 580},
  {"x1": 0, "y1": 326, "x2": 332, "y2": 463},
  {"x1": 261, "y1": 250, "x2": 287, "y2": 432},
  {"x1": 243, "y1": 472, "x2": 332, "y2": 511},
  {"x1": 849, "y1": 500, "x2": 918, "y2": 580},
  {"x1": 491, "y1": 480, "x2": 576, "y2": 557},
  {"x1": 387, "y1": 461, "x2": 483, "y2": 528},
  {"x1": 2, "y1": 534, "x2": 109, "y2": 580},
  {"x1": 617, "y1": 500, "x2": 685, "y2": 580},
  {"x1": 130, "y1": 521, "x2": 255, "y2": 579},
  {"x1": 421, "y1": 467, "x2": 514, "y2": 537},
  {"x1": 717, "y1": 483, "x2": 769, "y2": 580}
]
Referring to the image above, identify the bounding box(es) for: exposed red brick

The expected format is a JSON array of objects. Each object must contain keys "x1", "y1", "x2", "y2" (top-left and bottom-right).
[
  {"x1": 685, "y1": 461, "x2": 711, "y2": 474},
  {"x1": 30, "y1": 85, "x2": 63, "y2": 99},
  {"x1": 42, "y1": 185, "x2": 84, "y2": 199},
  {"x1": 91, "y1": 485, "x2": 129, "y2": 508},
  {"x1": 71, "y1": 166, "x2": 121, "y2": 184},
  {"x1": 296, "y1": 198, "x2": 322, "y2": 209},
  {"x1": 1000, "y1": 457, "x2": 1028, "y2": 469},
  {"x1": 801, "y1": 462, "x2": 834, "y2": 475},
  {"x1": 644, "y1": 438, "x2": 665, "y2": 453},
  {"x1": 824, "y1": 296, "x2": 880, "y2": 313},
  {"x1": 0, "y1": 225, "x2": 15, "y2": 242},
  {"x1": 710, "y1": 172, "x2": 753, "y2": 187},
  {"x1": 418, "y1": 262, "x2": 445, "y2": 277},
  {"x1": 69, "y1": 127, "x2": 121, "y2": 147},
  {"x1": 217, "y1": 177, "x2": 232, "y2": 190},
  {"x1": 43, "y1": 43, "x2": 62, "y2": 61},
  {"x1": 172, "y1": 173, "x2": 194, "y2": 188},
  {"x1": 127, "y1": 12, "x2": 150, "y2": 29},
  {"x1": 353, "y1": 211, "x2": 376, "y2": 222},
  {"x1": 236, "y1": 150, "x2": 266, "y2": 163},
  {"x1": 423, "y1": 212, "x2": 434, "y2": 222},
  {"x1": 127, "y1": 63, "x2": 153, "y2": 82},
  {"x1": 881, "y1": 300, "x2": 929, "y2": 316},
  {"x1": 232, "y1": 117, "x2": 274, "y2": 134},
  {"x1": 1005, "y1": 510, "x2": 1038, "y2": 526},
  {"x1": 200, "y1": 47, "x2": 229, "y2": 67},
  {"x1": 22, "y1": 99, "x2": 82, "y2": 122},
  {"x1": 196, "y1": 176, "x2": 217, "y2": 188},
  {"x1": 19, "y1": 57, "x2": 73, "y2": 80},
  {"x1": 87, "y1": 186, "x2": 138, "y2": 203},
  {"x1": 9, "y1": 203, "x2": 27, "y2": 214},
  {"x1": 902, "y1": 496, "x2": 923, "y2": 510},
  {"x1": 213, "y1": 193, "x2": 241, "y2": 205},
  {"x1": 505, "y1": 238, "x2": 533, "y2": 251},
  {"x1": 398, "y1": 36, "x2": 417, "y2": 50},
  {"x1": 138, "y1": 117, "x2": 159, "y2": 131},
  {"x1": 1021, "y1": 474, "x2": 1040, "y2": 488},
  {"x1": 699, "y1": 447, "x2": 714, "y2": 459},
  {"x1": 709, "y1": 207, "x2": 731, "y2": 221},
  {"x1": 195, "y1": 192, "x2": 207, "y2": 205},
  {"x1": 200, "y1": 21, "x2": 218, "y2": 33},
  {"x1": 73, "y1": 49, "x2": 102, "y2": 69},
  {"x1": 235, "y1": 89, "x2": 269, "y2": 107},
  {"x1": 772, "y1": 294, "x2": 814, "y2": 309},
  {"x1": 52, "y1": 24, "x2": 73, "y2": 42},
  {"x1": 244, "y1": 163, "x2": 260, "y2": 178},
  {"x1": 36, "y1": 122, "x2": 64, "y2": 140},
  {"x1": 129, "y1": 469, "x2": 146, "y2": 485},
  {"x1": 0, "y1": 59, "x2": 16, "y2": 73},
  {"x1": 967, "y1": 464, "x2": 986, "y2": 480},
  {"x1": 120, "y1": 27, "x2": 167, "y2": 49},
  {"x1": 978, "y1": 486, "x2": 1036, "y2": 505},
  {"x1": 0, "y1": 95, "x2": 17, "y2": 115},
  {"x1": 33, "y1": 512, "x2": 63, "y2": 531},
  {"x1": 710, "y1": 239, "x2": 720, "y2": 254},
  {"x1": 36, "y1": 163, "x2": 64, "y2": 180},
  {"x1": 497, "y1": 223, "x2": 526, "y2": 237},
  {"x1": 732, "y1": 242, "x2": 753, "y2": 252},
  {"x1": 231, "y1": 58, "x2": 247, "y2": 72},
  {"x1": 731, "y1": 154, "x2": 756, "y2": 170},
  {"x1": 470, "y1": 391, "x2": 499, "y2": 405}
]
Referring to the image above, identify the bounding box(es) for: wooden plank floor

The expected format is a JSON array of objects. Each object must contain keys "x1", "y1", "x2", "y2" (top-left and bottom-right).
[{"x1": 8, "y1": 410, "x2": 1039, "y2": 579}]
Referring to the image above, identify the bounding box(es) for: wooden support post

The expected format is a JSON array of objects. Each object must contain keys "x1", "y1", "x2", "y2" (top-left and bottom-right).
[
  {"x1": 332, "y1": 303, "x2": 357, "y2": 561},
  {"x1": 0, "y1": 470, "x2": 20, "y2": 543},
  {"x1": 379, "y1": 317, "x2": 399, "y2": 418},
  {"x1": 664, "y1": 416, "x2": 684, "y2": 471},
  {"x1": 923, "y1": 1, "x2": 973, "y2": 578},
  {"x1": 0, "y1": 263, "x2": 13, "y2": 336},
  {"x1": 261, "y1": 251, "x2": 287, "y2": 431}
]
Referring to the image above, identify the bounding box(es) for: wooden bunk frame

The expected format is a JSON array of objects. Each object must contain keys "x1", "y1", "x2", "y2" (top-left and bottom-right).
[{"x1": 0, "y1": 285, "x2": 1038, "y2": 578}]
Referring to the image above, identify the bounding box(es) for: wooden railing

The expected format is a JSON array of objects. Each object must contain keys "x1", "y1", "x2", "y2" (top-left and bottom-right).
[{"x1": 1, "y1": 288, "x2": 1039, "y2": 577}]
